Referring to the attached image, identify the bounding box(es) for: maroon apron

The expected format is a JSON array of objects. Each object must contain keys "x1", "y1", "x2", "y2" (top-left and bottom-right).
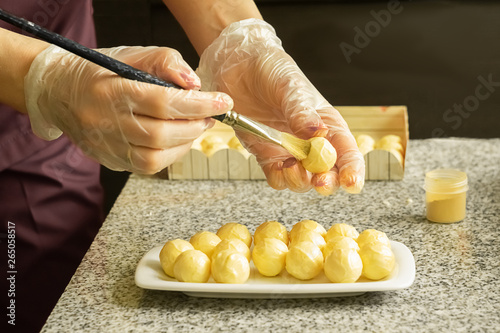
[{"x1": 0, "y1": 1, "x2": 104, "y2": 332}]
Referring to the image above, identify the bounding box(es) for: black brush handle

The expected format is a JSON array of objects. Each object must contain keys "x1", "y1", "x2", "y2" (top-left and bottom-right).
[{"x1": 0, "y1": 8, "x2": 230, "y2": 122}]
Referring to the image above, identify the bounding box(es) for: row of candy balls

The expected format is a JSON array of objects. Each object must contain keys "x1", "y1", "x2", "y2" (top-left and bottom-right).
[{"x1": 159, "y1": 220, "x2": 395, "y2": 284}]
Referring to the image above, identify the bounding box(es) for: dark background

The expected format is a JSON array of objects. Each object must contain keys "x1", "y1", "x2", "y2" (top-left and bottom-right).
[{"x1": 93, "y1": 0, "x2": 500, "y2": 213}]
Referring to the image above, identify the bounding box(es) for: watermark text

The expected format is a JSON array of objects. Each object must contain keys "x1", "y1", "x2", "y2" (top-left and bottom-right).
[{"x1": 6, "y1": 221, "x2": 16, "y2": 326}]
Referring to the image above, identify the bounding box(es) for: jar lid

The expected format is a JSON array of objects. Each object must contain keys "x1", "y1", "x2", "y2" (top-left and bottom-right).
[{"x1": 424, "y1": 168, "x2": 468, "y2": 194}]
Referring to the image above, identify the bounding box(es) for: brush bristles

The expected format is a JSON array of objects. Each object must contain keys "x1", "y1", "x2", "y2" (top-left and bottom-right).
[{"x1": 280, "y1": 132, "x2": 310, "y2": 160}]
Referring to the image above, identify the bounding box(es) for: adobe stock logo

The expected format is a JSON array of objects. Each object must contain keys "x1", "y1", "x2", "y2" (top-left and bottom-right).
[
  {"x1": 32, "y1": 0, "x2": 70, "y2": 26},
  {"x1": 432, "y1": 74, "x2": 499, "y2": 137},
  {"x1": 339, "y1": 0, "x2": 404, "y2": 64}
]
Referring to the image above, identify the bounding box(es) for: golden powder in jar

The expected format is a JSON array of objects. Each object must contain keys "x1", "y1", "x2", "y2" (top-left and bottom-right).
[{"x1": 424, "y1": 169, "x2": 468, "y2": 223}]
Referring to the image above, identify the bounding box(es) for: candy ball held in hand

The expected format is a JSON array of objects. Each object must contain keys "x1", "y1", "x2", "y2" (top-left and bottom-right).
[
  {"x1": 324, "y1": 248, "x2": 363, "y2": 283},
  {"x1": 189, "y1": 231, "x2": 221, "y2": 258},
  {"x1": 211, "y1": 249, "x2": 250, "y2": 284},
  {"x1": 173, "y1": 249, "x2": 211, "y2": 283},
  {"x1": 289, "y1": 219, "x2": 326, "y2": 242},
  {"x1": 159, "y1": 239, "x2": 194, "y2": 277},
  {"x1": 325, "y1": 223, "x2": 359, "y2": 243},
  {"x1": 285, "y1": 241, "x2": 324, "y2": 280},
  {"x1": 217, "y1": 222, "x2": 252, "y2": 248},
  {"x1": 211, "y1": 238, "x2": 251, "y2": 262},
  {"x1": 357, "y1": 229, "x2": 391, "y2": 249},
  {"x1": 253, "y1": 220, "x2": 289, "y2": 246},
  {"x1": 301, "y1": 137, "x2": 337, "y2": 174},
  {"x1": 359, "y1": 242, "x2": 395, "y2": 280},
  {"x1": 252, "y1": 238, "x2": 288, "y2": 277}
]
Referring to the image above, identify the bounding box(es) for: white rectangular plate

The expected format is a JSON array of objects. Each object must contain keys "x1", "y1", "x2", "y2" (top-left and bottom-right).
[{"x1": 135, "y1": 241, "x2": 415, "y2": 298}]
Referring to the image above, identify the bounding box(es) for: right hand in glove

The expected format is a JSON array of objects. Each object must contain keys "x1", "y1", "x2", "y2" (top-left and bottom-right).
[
  {"x1": 197, "y1": 19, "x2": 364, "y2": 195},
  {"x1": 24, "y1": 45, "x2": 233, "y2": 174}
]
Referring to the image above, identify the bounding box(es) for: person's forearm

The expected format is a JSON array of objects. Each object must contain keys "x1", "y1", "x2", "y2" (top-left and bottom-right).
[
  {"x1": 0, "y1": 27, "x2": 48, "y2": 113},
  {"x1": 163, "y1": 0, "x2": 262, "y2": 55}
]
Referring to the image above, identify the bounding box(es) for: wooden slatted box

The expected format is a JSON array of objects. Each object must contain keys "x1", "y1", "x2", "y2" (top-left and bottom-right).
[
  {"x1": 166, "y1": 106, "x2": 408, "y2": 181},
  {"x1": 341, "y1": 106, "x2": 409, "y2": 180}
]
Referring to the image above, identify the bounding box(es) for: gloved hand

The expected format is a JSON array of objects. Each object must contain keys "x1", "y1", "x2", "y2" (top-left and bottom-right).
[
  {"x1": 25, "y1": 45, "x2": 233, "y2": 174},
  {"x1": 197, "y1": 19, "x2": 364, "y2": 194}
]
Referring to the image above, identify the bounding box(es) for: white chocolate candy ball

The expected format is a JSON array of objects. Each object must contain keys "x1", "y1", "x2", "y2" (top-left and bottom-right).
[
  {"x1": 357, "y1": 229, "x2": 391, "y2": 249},
  {"x1": 216, "y1": 222, "x2": 252, "y2": 248},
  {"x1": 211, "y1": 238, "x2": 251, "y2": 262},
  {"x1": 211, "y1": 249, "x2": 250, "y2": 284},
  {"x1": 377, "y1": 141, "x2": 403, "y2": 153},
  {"x1": 173, "y1": 249, "x2": 211, "y2": 283},
  {"x1": 356, "y1": 134, "x2": 375, "y2": 147},
  {"x1": 388, "y1": 148, "x2": 404, "y2": 165},
  {"x1": 191, "y1": 139, "x2": 203, "y2": 151},
  {"x1": 290, "y1": 231, "x2": 326, "y2": 255},
  {"x1": 285, "y1": 241, "x2": 324, "y2": 280},
  {"x1": 358, "y1": 142, "x2": 375, "y2": 155},
  {"x1": 228, "y1": 136, "x2": 251, "y2": 157},
  {"x1": 254, "y1": 221, "x2": 289, "y2": 246},
  {"x1": 289, "y1": 219, "x2": 326, "y2": 242},
  {"x1": 200, "y1": 135, "x2": 228, "y2": 156},
  {"x1": 373, "y1": 135, "x2": 404, "y2": 165},
  {"x1": 359, "y1": 242, "x2": 395, "y2": 280},
  {"x1": 324, "y1": 248, "x2": 363, "y2": 283},
  {"x1": 376, "y1": 134, "x2": 401, "y2": 147},
  {"x1": 228, "y1": 136, "x2": 244, "y2": 150},
  {"x1": 189, "y1": 231, "x2": 221, "y2": 258},
  {"x1": 252, "y1": 238, "x2": 288, "y2": 277},
  {"x1": 325, "y1": 223, "x2": 359, "y2": 242},
  {"x1": 159, "y1": 239, "x2": 194, "y2": 277},
  {"x1": 200, "y1": 135, "x2": 225, "y2": 150},
  {"x1": 356, "y1": 134, "x2": 375, "y2": 155},
  {"x1": 301, "y1": 137, "x2": 337, "y2": 174},
  {"x1": 323, "y1": 236, "x2": 360, "y2": 259}
]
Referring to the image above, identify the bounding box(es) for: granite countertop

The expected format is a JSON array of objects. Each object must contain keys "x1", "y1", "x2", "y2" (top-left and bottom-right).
[{"x1": 42, "y1": 138, "x2": 500, "y2": 332}]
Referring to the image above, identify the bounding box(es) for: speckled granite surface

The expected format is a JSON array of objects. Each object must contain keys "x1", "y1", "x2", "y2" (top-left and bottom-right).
[{"x1": 42, "y1": 138, "x2": 500, "y2": 333}]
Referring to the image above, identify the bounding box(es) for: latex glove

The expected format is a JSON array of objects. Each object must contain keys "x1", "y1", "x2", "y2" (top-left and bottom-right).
[
  {"x1": 197, "y1": 19, "x2": 364, "y2": 194},
  {"x1": 25, "y1": 45, "x2": 233, "y2": 174}
]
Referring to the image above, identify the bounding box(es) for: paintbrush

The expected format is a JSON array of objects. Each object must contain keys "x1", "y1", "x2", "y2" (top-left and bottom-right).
[
  {"x1": 219, "y1": 111, "x2": 310, "y2": 160},
  {"x1": 0, "y1": 8, "x2": 311, "y2": 160}
]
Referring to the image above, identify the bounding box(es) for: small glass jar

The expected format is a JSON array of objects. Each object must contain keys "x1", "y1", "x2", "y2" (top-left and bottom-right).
[{"x1": 424, "y1": 168, "x2": 468, "y2": 223}]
